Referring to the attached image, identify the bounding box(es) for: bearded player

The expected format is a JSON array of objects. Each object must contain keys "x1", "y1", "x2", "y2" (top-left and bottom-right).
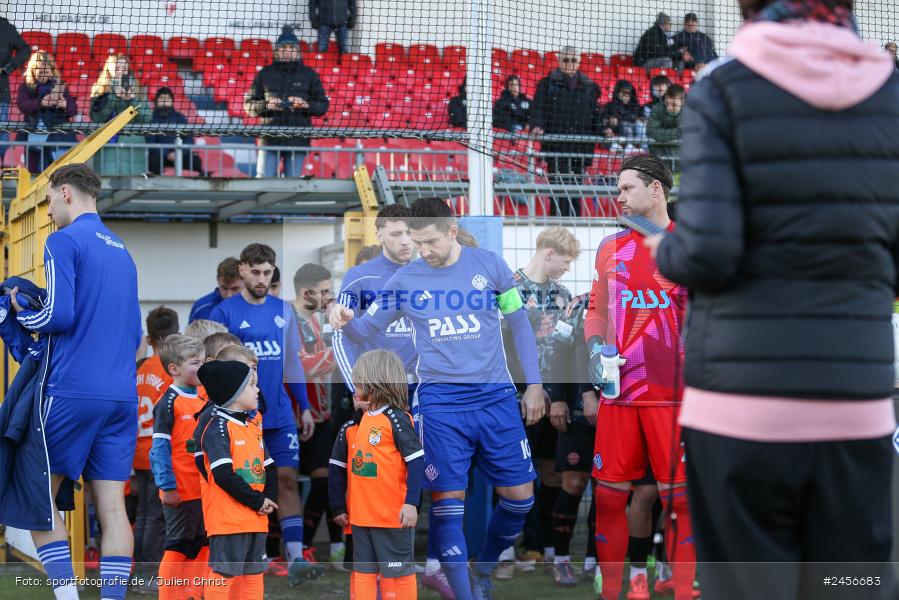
[{"x1": 585, "y1": 154, "x2": 696, "y2": 600}]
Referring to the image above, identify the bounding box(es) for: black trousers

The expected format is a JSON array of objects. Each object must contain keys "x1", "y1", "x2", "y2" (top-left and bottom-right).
[{"x1": 683, "y1": 427, "x2": 897, "y2": 600}]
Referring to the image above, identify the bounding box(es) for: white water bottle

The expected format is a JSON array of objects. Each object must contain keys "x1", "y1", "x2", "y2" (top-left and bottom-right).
[{"x1": 599, "y1": 345, "x2": 626, "y2": 400}]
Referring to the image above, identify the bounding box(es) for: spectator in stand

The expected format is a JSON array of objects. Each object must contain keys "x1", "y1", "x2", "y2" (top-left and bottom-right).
[
  {"x1": 310, "y1": 0, "x2": 357, "y2": 55},
  {"x1": 647, "y1": 84, "x2": 684, "y2": 155},
  {"x1": 244, "y1": 26, "x2": 329, "y2": 178},
  {"x1": 673, "y1": 13, "x2": 719, "y2": 71},
  {"x1": 90, "y1": 54, "x2": 151, "y2": 175},
  {"x1": 189, "y1": 257, "x2": 243, "y2": 323},
  {"x1": 885, "y1": 42, "x2": 899, "y2": 70},
  {"x1": 17, "y1": 50, "x2": 77, "y2": 174},
  {"x1": 634, "y1": 12, "x2": 677, "y2": 69},
  {"x1": 493, "y1": 75, "x2": 530, "y2": 132},
  {"x1": 147, "y1": 87, "x2": 207, "y2": 177},
  {"x1": 531, "y1": 46, "x2": 602, "y2": 217},
  {"x1": 448, "y1": 81, "x2": 466, "y2": 128},
  {"x1": 644, "y1": 74, "x2": 672, "y2": 118},
  {"x1": 601, "y1": 79, "x2": 644, "y2": 140},
  {"x1": 0, "y1": 17, "x2": 31, "y2": 164}
]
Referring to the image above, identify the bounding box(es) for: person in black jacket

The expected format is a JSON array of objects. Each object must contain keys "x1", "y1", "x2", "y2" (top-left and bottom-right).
[
  {"x1": 600, "y1": 79, "x2": 643, "y2": 139},
  {"x1": 493, "y1": 75, "x2": 530, "y2": 132},
  {"x1": 147, "y1": 87, "x2": 207, "y2": 176},
  {"x1": 531, "y1": 46, "x2": 602, "y2": 217},
  {"x1": 244, "y1": 26, "x2": 329, "y2": 178},
  {"x1": 649, "y1": 1, "x2": 899, "y2": 599},
  {"x1": 448, "y1": 82, "x2": 466, "y2": 128},
  {"x1": 310, "y1": 0, "x2": 356, "y2": 55},
  {"x1": 0, "y1": 17, "x2": 31, "y2": 160},
  {"x1": 633, "y1": 12, "x2": 676, "y2": 68},
  {"x1": 672, "y1": 13, "x2": 718, "y2": 70}
]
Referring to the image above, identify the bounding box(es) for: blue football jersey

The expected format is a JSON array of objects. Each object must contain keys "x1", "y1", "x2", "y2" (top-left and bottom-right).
[
  {"x1": 17, "y1": 213, "x2": 141, "y2": 403},
  {"x1": 209, "y1": 294, "x2": 305, "y2": 430},
  {"x1": 343, "y1": 246, "x2": 520, "y2": 412},
  {"x1": 333, "y1": 254, "x2": 417, "y2": 389}
]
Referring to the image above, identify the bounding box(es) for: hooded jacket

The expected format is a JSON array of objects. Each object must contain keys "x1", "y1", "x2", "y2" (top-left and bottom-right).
[
  {"x1": 492, "y1": 89, "x2": 530, "y2": 131},
  {"x1": 601, "y1": 80, "x2": 642, "y2": 130},
  {"x1": 656, "y1": 21, "x2": 899, "y2": 440}
]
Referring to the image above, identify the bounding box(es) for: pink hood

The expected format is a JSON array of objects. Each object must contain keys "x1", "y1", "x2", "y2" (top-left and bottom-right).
[{"x1": 730, "y1": 21, "x2": 894, "y2": 110}]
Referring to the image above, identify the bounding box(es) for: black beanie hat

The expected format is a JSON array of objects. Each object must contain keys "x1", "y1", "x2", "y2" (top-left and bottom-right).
[{"x1": 198, "y1": 360, "x2": 252, "y2": 407}]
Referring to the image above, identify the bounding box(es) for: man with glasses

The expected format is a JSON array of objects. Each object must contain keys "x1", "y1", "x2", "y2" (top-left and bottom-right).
[{"x1": 531, "y1": 46, "x2": 602, "y2": 217}]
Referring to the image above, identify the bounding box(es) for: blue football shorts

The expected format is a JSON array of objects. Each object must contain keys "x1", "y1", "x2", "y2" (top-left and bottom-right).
[
  {"x1": 263, "y1": 425, "x2": 300, "y2": 469},
  {"x1": 418, "y1": 393, "x2": 536, "y2": 491},
  {"x1": 43, "y1": 396, "x2": 137, "y2": 481}
]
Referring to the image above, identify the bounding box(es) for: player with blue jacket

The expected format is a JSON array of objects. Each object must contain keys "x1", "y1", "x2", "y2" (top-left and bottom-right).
[
  {"x1": 13, "y1": 164, "x2": 142, "y2": 600},
  {"x1": 331, "y1": 197, "x2": 544, "y2": 600}
]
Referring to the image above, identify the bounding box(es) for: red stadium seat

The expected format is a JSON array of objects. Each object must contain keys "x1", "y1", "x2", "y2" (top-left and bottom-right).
[
  {"x1": 93, "y1": 33, "x2": 128, "y2": 59},
  {"x1": 22, "y1": 31, "x2": 52, "y2": 53},
  {"x1": 56, "y1": 33, "x2": 92, "y2": 66},
  {"x1": 130, "y1": 35, "x2": 165, "y2": 59},
  {"x1": 581, "y1": 52, "x2": 606, "y2": 66},
  {"x1": 510, "y1": 49, "x2": 543, "y2": 74},
  {"x1": 610, "y1": 54, "x2": 633, "y2": 67},
  {"x1": 240, "y1": 38, "x2": 273, "y2": 62},
  {"x1": 543, "y1": 51, "x2": 559, "y2": 71},
  {"x1": 443, "y1": 45, "x2": 466, "y2": 69},
  {"x1": 409, "y1": 44, "x2": 439, "y2": 65},
  {"x1": 168, "y1": 36, "x2": 201, "y2": 60},
  {"x1": 375, "y1": 42, "x2": 406, "y2": 66},
  {"x1": 342, "y1": 53, "x2": 372, "y2": 75},
  {"x1": 203, "y1": 37, "x2": 236, "y2": 59}
]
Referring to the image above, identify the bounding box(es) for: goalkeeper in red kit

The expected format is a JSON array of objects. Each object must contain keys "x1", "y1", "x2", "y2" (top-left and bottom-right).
[{"x1": 584, "y1": 154, "x2": 696, "y2": 600}]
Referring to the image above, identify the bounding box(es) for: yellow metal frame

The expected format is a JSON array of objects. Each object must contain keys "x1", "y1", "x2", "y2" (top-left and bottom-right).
[
  {"x1": 344, "y1": 164, "x2": 382, "y2": 267},
  {"x1": 0, "y1": 107, "x2": 138, "y2": 579}
]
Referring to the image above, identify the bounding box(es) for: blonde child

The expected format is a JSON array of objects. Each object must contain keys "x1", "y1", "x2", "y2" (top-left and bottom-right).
[
  {"x1": 333, "y1": 349, "x2": 424, "y2": 600},
  {"x1": 150, "y1": 335, "x2": 208, "y2": 600}
]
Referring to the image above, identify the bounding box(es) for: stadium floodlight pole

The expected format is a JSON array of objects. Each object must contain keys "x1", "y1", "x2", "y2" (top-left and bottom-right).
[{"x1": 466, "y1": 0, "x2": 494, "y2": 216}]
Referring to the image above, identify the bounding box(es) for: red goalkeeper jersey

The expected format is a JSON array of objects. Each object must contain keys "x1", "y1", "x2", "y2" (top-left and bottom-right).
[{"x1": 584, "y1": 225, "x2": 687, "y2": 406}]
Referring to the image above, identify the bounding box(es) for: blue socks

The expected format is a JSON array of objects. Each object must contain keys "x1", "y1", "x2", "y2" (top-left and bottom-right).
[
  {"x1": 431, "y1": 498, "x2": 472, "y2": 600},
  {"x1": 100, "y1": 555, "x2": 131, "y2": 600},
  {"x1": 280, "y1": 515, "x2": 304, "y2": 563},
  {"x1": 37, "y1": 541, "x2": 76, "y2": 590},
  {"x1": 476, "y1": 496, "x2": 534, "y2": 576}
]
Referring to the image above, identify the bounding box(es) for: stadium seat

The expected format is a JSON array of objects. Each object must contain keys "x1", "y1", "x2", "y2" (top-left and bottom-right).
[
  {"x1": 342, "y1": 53, "x2": 372, "y2": 75},
  {"x1": 56, "y1": 33, "x2": 92, "y2": 64},
  {"x1": 203, "y1": 37, "x2": 237, "y2": 59},
  {"x1": 375, "y1": 42, "x2": 406, "y2": 66},
  {"x1": 543, "y1": 51, "x2": 559, "y2": 70},
  {"x1": 648, "y1": 67, "x2": 675, "y2": 80},
  {"x1": 409, "y1": 43, "x2": 439, "y2": 66},
  {"x1": 130, "y1": 35, "x2": 165, "y2": 59},
  {"x1": 443, "y1": 45, "x2": 466, "y2": 70},
  {"x1": 581, "y1": 52, "x2": 606, "y2": 66},
  {"x1": 240, "y1": 38, "x2": 273, "y2": 62},
  {"x1": 93, "y1": 33, "x2": 128, "y2": 59},
  {"x1": 168, "y1": 36, "x2": 201, "y2": 61},
  {"x1": 510, "y1": 49, "x2": 543, "y2": 74},
  {"x1": 22, "y1": 31, "x2": 52, "y2": 52},
  {"x1": 610, "y1": 53, "x2": 634, "y2": 67}
]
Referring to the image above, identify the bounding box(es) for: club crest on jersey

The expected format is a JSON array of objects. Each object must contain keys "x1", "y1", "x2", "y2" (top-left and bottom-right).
[
  {"x1": 471, "y1": 274, "x2": 488, "y2": 291},
  {"x1": 274, "y1": 315, "x2": 286, "y2": 328},
  {"x1": 368, "y1": 427, "x2": 383, "y2": 446},
  {"x1": 593, "y1": 453, "x2": 603, "y2": 471},
  {"x1": 425, "y1": 464, "x2": 439, "y2": 481},
  {"x1": 0, "y1": 307, "x2": 7, "y2": 323}
]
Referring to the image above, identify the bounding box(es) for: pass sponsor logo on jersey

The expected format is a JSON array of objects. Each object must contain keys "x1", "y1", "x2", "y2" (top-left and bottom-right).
[
  {"x1": 427, "y1": 314, "x2": 481, "y2": 341},
  {"x1": 620, "y1": 289, "x2": 671, "y2": 309},
  {"x1": 385, "y1": 317, "x2": 413, "y2": 337},
  {"x1": 244, "y1": 340, "x2": 282, "y2": 359}
]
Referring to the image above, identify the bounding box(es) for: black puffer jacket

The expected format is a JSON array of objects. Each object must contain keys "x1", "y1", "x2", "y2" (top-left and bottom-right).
[
  {"x1": 244, "y1": 60, "x2": 329, "y2": 145},
  {"x1": 657, "y1": 59, "x2": 899, "y2": 401},
  {"x1": 309, "y1": 0, "x2": 357, "y2": 28},
  {"x1": 0, "y1": 18, "x2": 30, "y2": 103},
  {"x1": 531, "y1": 69, "x2": 601, "y2": 154}
]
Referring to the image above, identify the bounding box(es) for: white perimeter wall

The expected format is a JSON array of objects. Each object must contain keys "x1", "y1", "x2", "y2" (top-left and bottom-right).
[{"x1": 12, "y1": 1, "x2": 899, "y2": 59}]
